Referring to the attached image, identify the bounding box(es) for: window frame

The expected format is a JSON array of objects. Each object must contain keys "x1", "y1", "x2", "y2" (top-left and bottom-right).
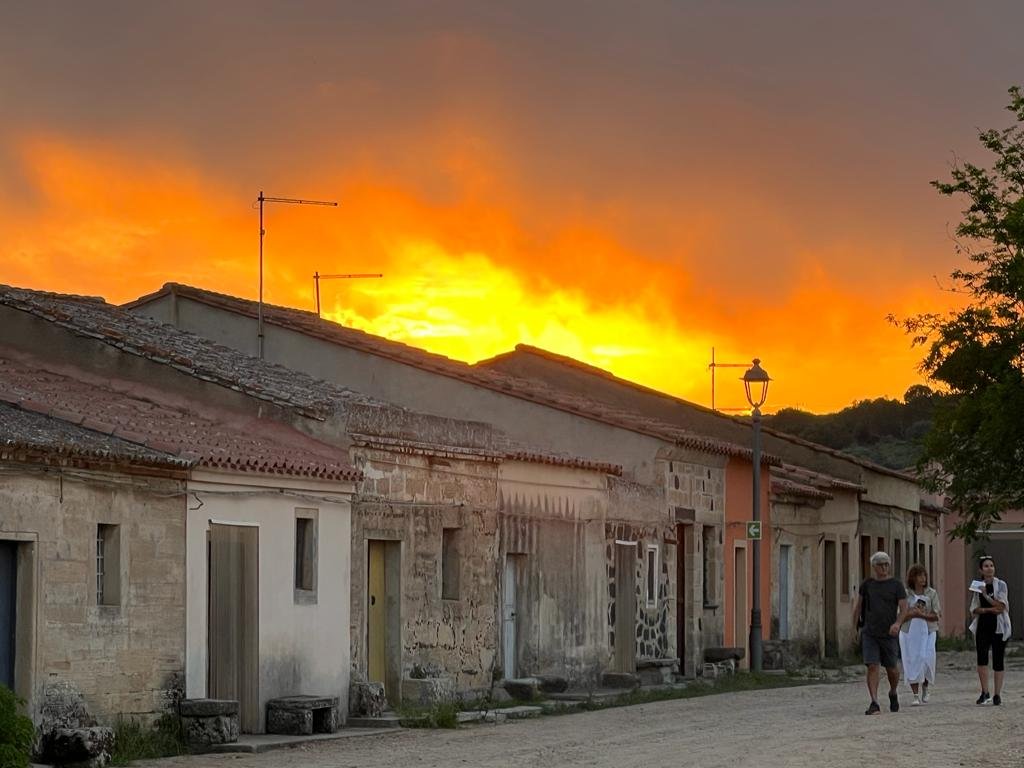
[{"x1": 294, "y1": 508, "x2": 319, "y2": 604}]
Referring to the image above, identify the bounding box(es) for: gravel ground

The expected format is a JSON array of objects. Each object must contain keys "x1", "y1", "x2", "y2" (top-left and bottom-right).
[{"x1": 135, "y1": 655, "x2": 1023, "y2": 768}]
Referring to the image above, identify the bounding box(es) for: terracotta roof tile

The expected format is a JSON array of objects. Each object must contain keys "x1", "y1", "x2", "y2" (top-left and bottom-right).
[{"x1": 0, "y1": 357, "x2": 361, "y2": 483}]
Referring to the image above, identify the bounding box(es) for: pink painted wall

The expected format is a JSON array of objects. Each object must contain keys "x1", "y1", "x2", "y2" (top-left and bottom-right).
[{"x1": 724, "y1": 458, "x2": 772, "y2": 657}]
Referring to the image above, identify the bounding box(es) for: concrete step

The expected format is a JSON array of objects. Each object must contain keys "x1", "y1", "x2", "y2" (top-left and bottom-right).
[
  {"x1": 346, "y1": 713, "x2": 405, "y2": 729},
  {"x1": 209, "y1": 728, "x2": 395, "y2": 754}
]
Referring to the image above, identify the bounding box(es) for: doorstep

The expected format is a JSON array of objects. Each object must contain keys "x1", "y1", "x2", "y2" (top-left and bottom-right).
[{"x1": 209, "y1": 727, "x2": 398, "y2": 754}]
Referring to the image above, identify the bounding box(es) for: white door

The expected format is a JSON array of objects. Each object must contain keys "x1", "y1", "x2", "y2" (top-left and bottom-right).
[
  {"x1": 779, "y1": 545, "x2": 791, "y2": 640},
  {"x1": 502, "y1": 557, "x2": 518, "y2": 679}
]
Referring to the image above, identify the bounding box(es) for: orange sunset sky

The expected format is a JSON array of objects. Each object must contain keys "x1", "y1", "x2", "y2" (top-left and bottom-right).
[{"x1": 2, "y1": 3, "x2": 1020, "y2": 413}]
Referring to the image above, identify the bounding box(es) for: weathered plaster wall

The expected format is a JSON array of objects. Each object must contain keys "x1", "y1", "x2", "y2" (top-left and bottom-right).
[
  {"x1": 0, "y1": 465, "x2": 185, "y2": 724},
  {"x1": 498, "y1": 461, "x2": 609, "y2": 684},
  {"x1": 350, "y1": 448, "x2": 499, "y2": 695},
  {"x1": 185, "y1": 471, "x2": 353, "y2": 732}
]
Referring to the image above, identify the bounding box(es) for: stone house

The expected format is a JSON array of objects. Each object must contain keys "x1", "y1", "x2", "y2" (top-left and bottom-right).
[
  {"x1": 125, "y1": 283, "x2": 777, "y2": 678},
  {"x1": 0, "y1": 348, "x2": 359, "y2": 733},
  {"x1": 6, "y1": 284, "x2": 719, "y2": 712},
  {"x1": 0, "y1": 400, "x2": 188, "y2": 726}
]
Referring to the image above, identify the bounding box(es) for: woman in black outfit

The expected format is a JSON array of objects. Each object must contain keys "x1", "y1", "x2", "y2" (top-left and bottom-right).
[{"x1": 969, "y1": 556, "x2": 1011, "y2": 705}]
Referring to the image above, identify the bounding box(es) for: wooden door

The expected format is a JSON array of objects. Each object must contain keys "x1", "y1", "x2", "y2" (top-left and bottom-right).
[
  {"x1": 208, "y1": 524, "x2": 259, "y2": 732},
  {"x1": 502, "y1": 556, "x2": 519, "y2": 678},
  {"x1": 675, "y1": 525, "x2": 689, "y2": 671},
  {"x1": 824, "y1": 540, "x2": 838, "y2": 656},
  {"x1": 734, "y1": 545, "x2": 747, "y2": 652},
  {"x1": 0, "y1": 542, "x2": 16, "y2": 689},
  {"x1": 367, "y1": 540, "x2": 387, "y2": 686},
  {"x1": 614, "y1": 543, "x2": 637, "y2": 673}
]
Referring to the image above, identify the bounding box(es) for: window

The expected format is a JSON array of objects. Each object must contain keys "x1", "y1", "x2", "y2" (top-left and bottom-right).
[
  {"x1": 646, "y1": 545, "x2": 659, "y2": 606},
  {"x1": 702, "y1": 526, "x2": 719, "y2": 607},
  {"x1": 860, "y1": 536, "x2": 872, "y2": 581},
  {"x1": 840, "y1": 542, "x2": 850, "y2": 600},
  {"x1": 96, "y1": 524, "x2": 120, "y2": 606},
  {"x1": 905, "y1": 541, "x2": 911, "y2": 571},
  {"x1": 928, "y1": 545, "x2": 934, "y2": 580},
  {"x1": 442, "y1": 528, "x2": 460, "y2": 600},
  {"x1": 918, "y1": 543, "x2": 925, "y2": 567},
  {"x1": 294, "y1": 509, "x2": 318, "y2": 601},
  {"x1": 894, "y1": 539, "x2": 902, "y2": 579}
]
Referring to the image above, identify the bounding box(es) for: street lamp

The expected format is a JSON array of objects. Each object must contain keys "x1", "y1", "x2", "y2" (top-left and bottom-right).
[{"x1": 742, "y1": 358, "x2": 771, "y2": 672}]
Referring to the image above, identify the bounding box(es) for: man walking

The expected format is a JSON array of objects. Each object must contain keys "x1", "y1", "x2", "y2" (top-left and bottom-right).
[{"x1": 852, "y1": 551, "x2": 908, "y2": 715}]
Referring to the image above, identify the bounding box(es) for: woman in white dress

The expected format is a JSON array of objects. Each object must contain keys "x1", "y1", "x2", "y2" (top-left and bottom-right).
[{"x1": 899, "y1": 564, "x2": 941, "y2": 705}]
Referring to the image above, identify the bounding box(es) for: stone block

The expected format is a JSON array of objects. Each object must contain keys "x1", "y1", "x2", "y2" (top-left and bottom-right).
[
  {"x1": 179, "y1": 698, "x2": 239, "y2": 747},
  {"x1": 349, "y1": 682, "x2": 386, "y2": 718},
  {"x1": 401, "y1": 676, "x2": 455, "y2": 707},
  {"x1": 38, "y1": 726, "x2": 115, "y2": 768},
  {"x1": 502, "y1": 677, "x2": 541, "y2": 701},
  {"x1": 266, "y1": 695, "x2": 339, "y2": 736},
  {"x1": 600, "y1": 672, "x2": 641, "y2": 690},
  {"x1": 535, "y1": 675, "x2": 568, "y2": 694}
]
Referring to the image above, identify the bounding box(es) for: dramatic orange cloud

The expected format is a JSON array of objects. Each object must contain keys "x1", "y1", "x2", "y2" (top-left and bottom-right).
[{"x1": 1, "y1": 134, "x2": 954, "y2": 413}]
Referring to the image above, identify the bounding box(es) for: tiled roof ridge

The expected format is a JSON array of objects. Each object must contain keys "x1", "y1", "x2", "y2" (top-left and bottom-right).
[
  {"x1": 0, "y1": 283, "x2": 374, "y2": 421},
  {"x1": 480, "y1": 343, "x2": 919, "y2": 483},
  {"x1": 503, "y1": 449, "x2": 623, "y2": 476},
  {"x1": 126, "y1": 284, "x2": 778, "y2": 463},
  {"x1": 0, "y1": 400, "x2": 190, "y2": 470},
  {"x1": 0, "y1": 360, "x2": 362, "y2": 484},
  {"x1": 771, "y1": 477, "x2": 834, "y2": 501}
]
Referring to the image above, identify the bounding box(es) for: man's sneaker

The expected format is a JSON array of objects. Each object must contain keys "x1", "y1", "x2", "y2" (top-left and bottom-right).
[
  {"x1": 921, "y1": 683, "x2": 930, "y2": 703},
  {"x1": 993, "y1": 694, "x2": 1001, "y2": 706},
  {"x1": 889, "y1": 690, "x2": 900, "y2": 712},
  {"x1": 865, "y1": 701, "x2": 881, "y2": 715},
  {"x1": 976, "y1": 692, "x2": 991, "y2": 705},
  {"x1": 911, "y1": 694, "x2": 921, "y2": 706}
]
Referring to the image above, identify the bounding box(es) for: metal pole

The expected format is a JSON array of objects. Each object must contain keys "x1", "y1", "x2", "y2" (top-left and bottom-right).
[
  {"x1": 258, "y1": 191, "x2": 265, "y2": 359},
  {"x1": 314, "y1": 272, "x2": 321, "y2": 317},
  {"x1": 749, "y1": 405, "x2": 763, "y2": 672}
]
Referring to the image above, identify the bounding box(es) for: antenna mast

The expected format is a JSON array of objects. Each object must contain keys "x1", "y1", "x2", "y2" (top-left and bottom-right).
[
  {"x1": 258, "y1": 191, "x2": 338, "y2": 359},
  {"x1": 314, "y1": 272, "x2": 383, "y2": 316}
]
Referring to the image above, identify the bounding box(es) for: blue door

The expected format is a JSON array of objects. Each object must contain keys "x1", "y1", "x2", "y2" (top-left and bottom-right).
[{"x1": 0, "y1": 541, "x2": 16, "y2": 689}]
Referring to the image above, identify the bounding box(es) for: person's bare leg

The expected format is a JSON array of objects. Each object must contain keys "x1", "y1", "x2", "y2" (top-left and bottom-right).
[
  {"x1": 910, "y1": 683, "x2": 919, "y2": 695},
  {"x1": 866, "y1": 664, "x2": 880, "y2": 702},
  {"x1": 886, "y1": 666, "x2": 900, "y2": 695}
]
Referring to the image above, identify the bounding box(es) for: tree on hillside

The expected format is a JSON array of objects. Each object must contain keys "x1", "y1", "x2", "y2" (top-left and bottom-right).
[{"x1": 892, "y1": 86, "x2": 1024, "y2": 541}]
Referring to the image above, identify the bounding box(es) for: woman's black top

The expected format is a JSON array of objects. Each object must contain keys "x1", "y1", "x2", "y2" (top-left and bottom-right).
[{"x1": 978, "y1": 582, "x2": 998, "y2": 634}]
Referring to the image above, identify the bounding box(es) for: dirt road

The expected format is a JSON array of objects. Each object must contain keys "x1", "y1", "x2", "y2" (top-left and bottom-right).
[{"x1": 140, "y1": 662, "x2": 1021, "y2": 768}]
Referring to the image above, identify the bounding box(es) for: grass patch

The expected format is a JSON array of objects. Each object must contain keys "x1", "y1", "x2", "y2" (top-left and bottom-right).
[
  {"x1": 110, "y1": 715, "x2": 187, "y2": 766},
  {"x1": 936, "y1": 634, "x2": 975, "y2": 652},
  {"x1": 396, "y1": 702, "x2": 460, "y2": 729}
]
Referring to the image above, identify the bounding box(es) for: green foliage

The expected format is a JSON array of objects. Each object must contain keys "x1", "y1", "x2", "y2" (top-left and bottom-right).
[
  {"x1": 109, "y1": 715, "x2": 187, "y2": 766},
  {"x1": 397, "y1": 702, "x2": 460, "y2": 729},
  {"x1": 892, "y1": 86, "x2": 1024, "y2": 541},
  {"x1": 0, "y1": 686, "x2": 34, "y2": 768},
  {"x1": 935, "y1": 633, "x2": 975, "y2": 652},
  {"x1": 764, "y1": 386, "x2": 945, "y2": 470}
]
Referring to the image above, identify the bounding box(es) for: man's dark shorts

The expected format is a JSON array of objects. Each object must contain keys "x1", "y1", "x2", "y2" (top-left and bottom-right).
[{"x1": 861, "y1": 634, "x2": 899, "y2": 668}]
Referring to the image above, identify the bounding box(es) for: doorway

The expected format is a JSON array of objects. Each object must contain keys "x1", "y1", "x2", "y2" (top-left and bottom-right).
[
  {"x1": 502, "y1": 555, "x2": 523, "y2": 679},
  {"x1": 778, "y1": 544, "x2": 791, "y2": 640},
  {"x1": 614, "y1": 543, "x2": 637, "y2": 673},
  {"x1": 734, "y1": 544, "x2": 747, "y2": 654},
  {"x1": 823, "y1": 540, "x2": 838, "y2": 657},
  {"x1": 675, "y1": 524, "x2": 690, "y2": 672},
  {"x1": 367, "y1": 540, "x2": 402, "y2": 703},
  {"x1": 0, "y1": 541, "x2": 16, "y2": 690},
  {"x1": 208, "y1": 523, "x2": 259, "y2": 733}
]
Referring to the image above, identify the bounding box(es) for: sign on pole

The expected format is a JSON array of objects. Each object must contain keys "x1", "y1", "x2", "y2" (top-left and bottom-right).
[{"x1": 746, "y1": 521, "x2": 762, "y2": 540}]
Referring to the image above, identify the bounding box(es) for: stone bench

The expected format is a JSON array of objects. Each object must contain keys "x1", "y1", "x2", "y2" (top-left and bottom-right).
[
  {"x1": 704, "y1": 646, "x2": 745, "y2": 663},
  {"x1": 266, "y1": 695, "x2": 339, "y2": 736},
  {"x1": 637, "y1": 657, "x2": 679, "y2": 685},
  {"x1": 179, "y1": 699, "x2": 239, "y2": 747}
]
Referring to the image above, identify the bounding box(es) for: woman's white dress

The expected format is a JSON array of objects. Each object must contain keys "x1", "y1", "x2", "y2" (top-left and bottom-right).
[{"x1": 900, "y1": 592, "x2": 935, "y2": 685}]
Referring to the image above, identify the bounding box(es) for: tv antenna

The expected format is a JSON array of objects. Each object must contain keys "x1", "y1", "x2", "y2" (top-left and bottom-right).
[
  {"x1": 708, "y1": 347, "x2": 751, "y2": 412},
  {"x1": 314, "y1": 272, "x2": 383, "y2": 317},
  {"x1": 257, "y1": 191, "x2": 337, "y2": 359}
]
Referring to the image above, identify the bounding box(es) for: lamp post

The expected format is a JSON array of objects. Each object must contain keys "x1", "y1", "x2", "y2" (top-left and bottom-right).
[{"x1": 742, "y1": 358, "x2": 771, "y2": 673}]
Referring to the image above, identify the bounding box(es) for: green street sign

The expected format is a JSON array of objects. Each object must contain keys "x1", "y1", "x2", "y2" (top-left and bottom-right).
[{"x1": 746, "y1": 521, "x2": 762, "y2": 540}]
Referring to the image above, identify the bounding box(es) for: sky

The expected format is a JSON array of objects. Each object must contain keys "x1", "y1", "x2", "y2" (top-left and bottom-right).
[{"x1": 1, "y1": 2, "x2": 1021, "y2": 413}]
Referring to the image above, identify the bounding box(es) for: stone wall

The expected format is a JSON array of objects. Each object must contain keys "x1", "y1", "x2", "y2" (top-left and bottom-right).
[
  {"x1": 0, "y1": 465, "x2": 186, "y2": 724},
  {"x1": 350, "y1": 447, "x2": 500, "y2": 696}
]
